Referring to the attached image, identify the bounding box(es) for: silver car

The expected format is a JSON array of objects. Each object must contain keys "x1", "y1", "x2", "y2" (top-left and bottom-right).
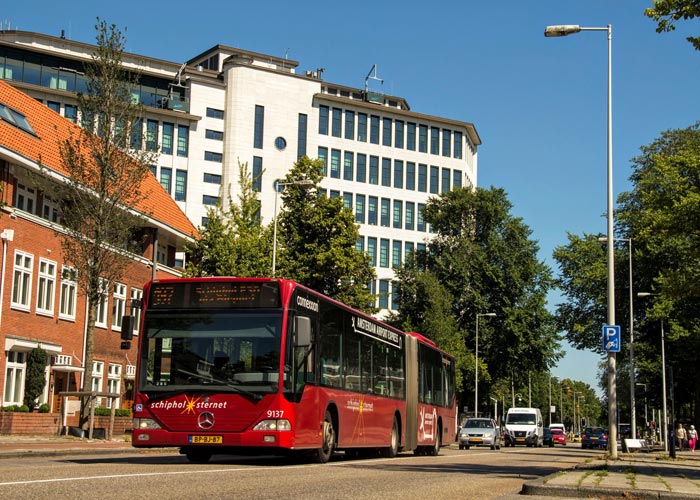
[{"x1": 458, "y1": 418, "x2": 502, "y2": 450}]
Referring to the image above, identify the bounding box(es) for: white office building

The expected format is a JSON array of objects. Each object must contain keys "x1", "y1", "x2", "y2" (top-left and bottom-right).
[{"x1": 0, "y1": 30, "x2": 481, "y2": 310}]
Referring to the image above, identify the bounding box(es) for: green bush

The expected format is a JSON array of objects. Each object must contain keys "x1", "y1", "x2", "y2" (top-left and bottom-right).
[
  {"x1": 93, "y1": 407, "x2": 131, "y2": 417},
  {"x1": 38, "y1": 403, "x2": 50, "y2": 413},
  {"x1": 17, "y1": 405, "x2": 30, "y2": 413}
]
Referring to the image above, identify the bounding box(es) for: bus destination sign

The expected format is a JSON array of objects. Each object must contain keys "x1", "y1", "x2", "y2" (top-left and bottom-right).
[{"x1": 149, "y1": 281, "x2": 281, "y2": 309}]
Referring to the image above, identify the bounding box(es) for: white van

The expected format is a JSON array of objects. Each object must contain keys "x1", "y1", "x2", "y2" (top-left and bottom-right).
[
  {"x1": 504, "y1": 407, "x2": 543, "y2": 447},
  {"x1": 549, "y1": 423, "x2": 566, "y2": 434}
]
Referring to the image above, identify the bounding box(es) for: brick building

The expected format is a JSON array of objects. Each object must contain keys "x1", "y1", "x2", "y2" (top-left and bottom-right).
[{"x1": 0, "y1": 80, "x2": 197, "y2": 417}]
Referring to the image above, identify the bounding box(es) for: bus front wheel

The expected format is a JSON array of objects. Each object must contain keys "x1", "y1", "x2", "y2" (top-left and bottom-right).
[{"x1": 312, "y1": 410, "x2": 335, "y2": 463}]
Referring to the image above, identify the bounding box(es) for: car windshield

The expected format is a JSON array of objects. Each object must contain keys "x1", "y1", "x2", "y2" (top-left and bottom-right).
[
  {"x1": 585, "y1": 427, "x2": 605, "y2": 434},
  {"x1": 551, "y1": 429, "x2": 564, "y2": 435},
  {"x1": 506, "y1": 413, "x2": 536, "y2": 425},
  {"x1": 464, "y1": 419, "x2": 493, "y2": 429}
]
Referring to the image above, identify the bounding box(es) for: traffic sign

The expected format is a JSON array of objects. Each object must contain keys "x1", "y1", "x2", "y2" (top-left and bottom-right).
[{"x1": 602, "y1": 325, "x2": 621, "y2": 352}]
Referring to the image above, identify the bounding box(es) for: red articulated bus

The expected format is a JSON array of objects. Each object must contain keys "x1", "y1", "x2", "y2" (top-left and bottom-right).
[{"x1": 127, "y1": 277, "x2": 456, "y2": 463}]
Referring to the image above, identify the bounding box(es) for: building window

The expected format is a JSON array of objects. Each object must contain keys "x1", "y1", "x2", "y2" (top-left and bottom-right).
[
  {"x1": 405, "y1": 241, "x2": 415, "y2": 258},
  {"x1": 369, "y1": 156, "x2": 379, "y2": 185},
  {"x1": 405, "y1": 202, "x2": 415, "y2": 230},
  {"x1": 112, "y1": 282, "x2": 126, "y2": 330},
  {"x1": 392, "y1": 240, "x2": 402, "y2": 268},
  {"x1": 203, "y1": 173, "x2": 222, "y2": 184},
  {"x1": 203, "y1": 195, "x2": 220, "y2": 206},
  {"x1": 367, "y1": 238, "x2": 377, "y2": 266},
  {"x1": 315, "y1": 146, "x2": 327, "y2": 176},
  {"x1": 395, "y1": 120, "x2": 404, "y2": 149},
  {"x1": 357, "y1": 113, "x2": 367, "y2": 142},
  {"x1": 418, "y1": 125, "x2": 428, "y2": 153},
  {"x1": 368, "y1": 196, "x2": 378, "y2": 225},
  {"x1": 393, "y1": 200, "x2": 402, "y2": 229},
  {"x1": 3, "y1": 351, "x2": 26, "y2": 405},
  {"x1": 342, "y1": 192, "x2": 352, "y2": 210},
  {"x1": 393, "y1": 160, "x2": 404, "y2": 189},
  {"x1": 356, "y1": 154, "x2": 366, "y2": 183},
  {"x1": 328, "y1": 149, "x2": 340, "y2": 179},
  {"x1": 92, "y1": 361, "x2": 104, "y2": 394},
  {"x1": 319, "y1": 105, "x2": 329, "y2": 135},
  {"x1": 42, "y1": 196, "x2": 59, "y2": 223},
  {"x1": 205, "y1": 151, "x2": 223, "y2": 162},
  {"x1": 11, "y1": 251, "x2": 33, "y2": 310},
  {"x1": 130, "y1": 288, "x2": 143, "y2": 336},
  {"x1": 356, "y1": 236, "x2": 364, "y2": 253},
  {"x1": 379, "y1": 280, "x2": 389, "y2": 308},
  {"x1": 370, "y1": 115, "x2": 380, "y2": 144},
  {"x1": 344, "y1": 110, "x2": 355, "y2": 140},
  {"x1": 331, "y1": 107, "x2": 342, "y2": 137},
  {"x1": 146, "y1": 119, "x2": 159, "y2": 152},
  {"x1": 382, "y1": 117, "x2": 392, "y2": 146},
  {"x1": 162, "y1": 122, "x2": 174, "y2": 155},
  {"x1": 417, "y1": 203, "x2": 426, "y2": 232},
  {"x1": 406, "y1": 162, "x2": 416, "y2": 191},
  {"x1": 130, "y1": 118, "x2": 143, "y2": 150},
  {"x1": 16, "y1": 184, "x2": 35, "y2": 214},
  {"x1": 254, "y1": 105, "x2": 264, "y2": 148},
  {"x1": 205, "y1": 129, "x2": 224, "y2": 140},
  {"x1": 380, "y1": 239, "x2": 390, "y2": 267},
  {"x1": 177, "y1": 125, "x2": 189, "y2": 157},
  {"x1": 407, "y1": 122, "x2": 416, "y2": 151},
  {"x1": 206, "y1": 107, "x2": 224, "y2": 119},
  {"x1": 253, "y1": 157, "x2": 263, "y2": 192},
  {"x1": 442, "y1": 129, "x2": 451, "y2": 157},
  {"x1": 36, "y1": 258, "x2": 56, "y2": 316},
  {"x1": 107, "y1": 364, "x2": 122, "y2": 408},
  {"x1": 454, "y1": 131, "x2": 463, "y2": 159},
  {"x1": 442, "y1": 168, "x2": 451, "y2": 193},
  {"x1": 160, "y1": 167, "x2": 172, "y2": 194},
  {"x1": 343, "y1": 151, "x2": 354, "y2": 181},
  {"x1": 175, "y1": 170, "x2": 187, "y2": 201},
  {"x1": 453, "y1": 170, "x2": 462, "y2": 189},
  {"x1": 380, "y1": 198, "x2": 390, "y2": 227},
  {"x1": 430, "y1": 127, "x2": 440, "y2": 155},
  {"x1": 355, "y1": 194, "x2": 365, "y2": 224},
  {"x1": 46, "y1": 101, "x2": 60, "y2": 113},
  {"x1": 429, "y1": 166, "x2": 439, "y2": 194},
  {"x1": 418, "y1": 164, "x2": 428, "y2": 192},
  {"x1": 297, "y1": 113, "x2": 307, "y2": 159},
  {"x1": 59, "y1": 266, "x2": 77, "y2": 320},
  {"x1": 95, "y1": 279, "x2": 109, "y2": 329},
  {"x1": 381, "y1": 158, "x2": 391, "y2": 187},
  {"x1": 65, "y1": 104, "x2": 77, "y2": 123}
]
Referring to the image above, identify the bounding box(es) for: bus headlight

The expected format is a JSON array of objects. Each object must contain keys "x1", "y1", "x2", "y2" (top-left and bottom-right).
[
  {"x1": 253, "y1": 419, "x2": 291, "y2": 431},
  {"x1": 134, "y1": 418, "x2": 162, "y2": 430}
]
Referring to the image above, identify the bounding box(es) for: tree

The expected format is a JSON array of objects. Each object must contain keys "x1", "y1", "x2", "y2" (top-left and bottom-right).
[
  {"x1": 645, "y1": 0, "x2": 700, "y2": 50},
  {"x1": 391, "y1": 187, "x2": 561, "y2": 412},
  {"x1": 185, "y1": 160, "x2": 272, "y2": 277},
  {"x1": 49, "y1": 19, "x2": 155, "y2": 425},
  {"x1": 276, "y1": 156, "x2": 376, "y2": 312},
  {"x1": 24, "y1": 348, "x2": 48, "y2": 408}
]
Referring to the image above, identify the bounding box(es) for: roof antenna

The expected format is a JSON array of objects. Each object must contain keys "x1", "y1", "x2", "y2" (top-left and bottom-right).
[{"x1": 364, "y1": 64, "x2": 383, "y2": 93}]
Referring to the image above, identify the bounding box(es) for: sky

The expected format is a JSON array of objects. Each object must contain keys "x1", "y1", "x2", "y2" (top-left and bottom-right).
[{"x1": 3, "y1": 0, "x2": 699, "y2": 395}]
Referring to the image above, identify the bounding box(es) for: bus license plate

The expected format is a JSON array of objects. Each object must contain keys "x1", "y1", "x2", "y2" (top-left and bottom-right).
[{"x1": 189, "y1": 435, "x2": 223, "y2": 445}]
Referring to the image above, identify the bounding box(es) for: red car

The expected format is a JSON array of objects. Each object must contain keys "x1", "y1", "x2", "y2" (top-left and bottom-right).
[{"x1": 551, "y1": 428, "x2": 567, "y2": 446}]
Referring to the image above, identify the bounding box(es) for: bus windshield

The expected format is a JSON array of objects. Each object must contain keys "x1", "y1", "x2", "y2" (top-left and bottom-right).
[{"x1": 139, "y1": 310, "x2": 283, "y2": 396}]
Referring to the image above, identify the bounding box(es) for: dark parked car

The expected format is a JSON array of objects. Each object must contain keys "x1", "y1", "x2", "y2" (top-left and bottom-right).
[
  {"x1": 581, "y1": 426, "x2": 608, "y2": 449},
  {"x1": 543, "y1": 428, "x2": 553, "y2": 447}
]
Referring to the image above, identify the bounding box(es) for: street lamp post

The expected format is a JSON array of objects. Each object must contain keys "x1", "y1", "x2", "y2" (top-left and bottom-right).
[
  {"x1": 271, "y1": 179, "x2": 314, "y2": 277},
  {"x1": 600, "y1": 236, "x2": 635, "y2": 439},
  {"x1": 475, "y1": 312, "x2": 496, "y2": 417},
  {"x1": 545, "y1": 22, "x2": 617, "y2": 459},
  {"x1": 578, "y1": 396, "x2": 586, "y2": 433}
]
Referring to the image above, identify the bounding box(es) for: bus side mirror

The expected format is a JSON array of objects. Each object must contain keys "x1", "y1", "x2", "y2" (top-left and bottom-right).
[
  {"x1": 295, "y1": 316, "x2": 311, "y2": 347},
  {"x1": 121, "y1": 316, "x2": 134, "y2": 341}
]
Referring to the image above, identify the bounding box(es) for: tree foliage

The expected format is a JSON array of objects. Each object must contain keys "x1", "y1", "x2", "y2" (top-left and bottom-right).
[
  {"x1": 553, "y1": 123, "x2": 700, "y2": 422},
  {"x1": 276, "y1": 156, "x2": 376, "y2": 312},
  {"x1": 645, "y1": 0, "x2": 700, "y2": 50},
  {"x1": 24, "y1": 348, "x2": 48, "y2": 408},
  {"x1": 391, "y1": 186, "x2": 561, "y2": 412},
  {"x1": 49, "y1": 19, "x2": 154, "y2": 411},
  {"x1": 185, "y1": 160, "x2": 272, "y2": 277}
]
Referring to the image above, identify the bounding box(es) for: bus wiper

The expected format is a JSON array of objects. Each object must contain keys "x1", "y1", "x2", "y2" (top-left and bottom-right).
[{"x1": 174, "y1": 368, "x2": 263, "y2": 401}]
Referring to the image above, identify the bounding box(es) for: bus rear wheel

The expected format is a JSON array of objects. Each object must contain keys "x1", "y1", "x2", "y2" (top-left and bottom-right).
[
  {"x1": 311, "y1": 410, "x2": 335, "y2": 463},
  {"x1": 381, "y1": 417, "x2": 399, "y2": 458},
  {"x1": 427, "y1": 428, "x2": 441, "y2": 456}
]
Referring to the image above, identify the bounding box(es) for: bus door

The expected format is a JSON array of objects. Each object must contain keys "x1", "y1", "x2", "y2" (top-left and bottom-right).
[{"x1": 404, "y1": 335, "x2": 418, "y2": 452}]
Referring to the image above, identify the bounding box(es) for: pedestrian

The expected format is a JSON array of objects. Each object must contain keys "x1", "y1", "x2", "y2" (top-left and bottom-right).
[
  {"x1": 676, "y1": 423, "x2": 687, "y2": 451},
  {"x1": 688, "y1": 425, "x2": 697, "y2": 452}
]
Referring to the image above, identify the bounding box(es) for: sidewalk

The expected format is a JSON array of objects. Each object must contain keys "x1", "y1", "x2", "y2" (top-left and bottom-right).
[
  {"x1": 0, "y1": 433, "x2": 143, "y2": 459},
  {"x1": 512, "y1": 450, "x2": 700, "y2": 499}
]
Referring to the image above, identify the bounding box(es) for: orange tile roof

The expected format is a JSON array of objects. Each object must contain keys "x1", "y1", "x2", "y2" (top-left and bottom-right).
[{"x1": 0, "y1": 80, "x2": 198, "y2": 238}]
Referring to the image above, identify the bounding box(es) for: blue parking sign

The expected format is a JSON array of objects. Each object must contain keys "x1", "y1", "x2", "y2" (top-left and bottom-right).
[{"x1": 602, "y1": 325, "x2": 621, "y2": 352}]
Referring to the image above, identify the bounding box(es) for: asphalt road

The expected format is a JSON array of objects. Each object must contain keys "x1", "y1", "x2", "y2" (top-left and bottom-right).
[{"x1": 0, "y1": 444, "x2": 600, "y2": 500}]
